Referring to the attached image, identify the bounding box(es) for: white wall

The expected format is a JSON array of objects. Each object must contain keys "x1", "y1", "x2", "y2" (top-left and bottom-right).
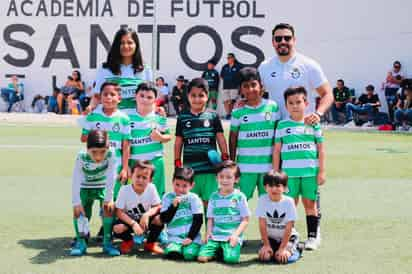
[{"x1": 1, "y1": 0, "x2": 411, "y2": 111}]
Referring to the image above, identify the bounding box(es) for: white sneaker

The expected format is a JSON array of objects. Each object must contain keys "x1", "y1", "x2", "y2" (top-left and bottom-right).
[
  {"x1": 343, "y1": 120, "x2": 356, "y2": 128},
  {"x1": 305, "y1": 237, "x2": 319, "y2": 251},
  {"x1": 362, "y1": 121, "x2": 373, "y2": 127}
]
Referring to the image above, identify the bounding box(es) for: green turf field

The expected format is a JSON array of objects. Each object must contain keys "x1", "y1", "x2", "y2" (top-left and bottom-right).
[{"x1": 1, "y1": 124, "x2": 411, "y2": 274}]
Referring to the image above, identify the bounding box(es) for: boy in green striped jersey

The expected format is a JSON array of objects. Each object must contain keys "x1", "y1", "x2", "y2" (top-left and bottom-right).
[
  {"x1": 128, "y1": 82, "x2": 171, "y2": 196},
  {"x1": 273, "y1": 86, "x2": 326, "y2": 251},
  {"x1": 229, "y1": 67, "x2": 280, "y2": 200},
  {"x1": 198, "y1": 161, "x2": 250, "y2": 264},
  {"x1": 71, "y1": 130, "x2": 120, "y2": 256},
  {"x1": 153, "y1": 167, "x2": 203, "y2": 261},
  {"x1": 81, "y1": 82, "x2": 131, "y2": 201},
  {"x1": 175, "y1": 78, "x2": 229, "y2": 207}
]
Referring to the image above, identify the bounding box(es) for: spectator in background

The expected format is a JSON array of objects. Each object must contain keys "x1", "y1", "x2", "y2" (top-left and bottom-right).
[
  {"x1": 47, "y1": 87, "x2": 60, "y2": 113},
  {"x1": 171, "y1": 75, "x2": 187, "y2": 115},
  {"x1": 155, "y1": 76, "x2": 170, "y2": 111},
  {"x1": 57, "y1": 70, "x2": 84, "y2": 114},
  {"x1": 331, "y1": 79, "x2": 352, "y2": 124},
  {"x1": 394, "y1": 85, "x2": 412, "y2": 131},
  {"x1": 220, "y1": 53, "x2": 243, "y2": 119},
  {"x1": 202, "y1": 59, "x2": 219, "y2": 110},
  {"x1": 1, "y1": 75, "x2": 24, "y2": 112},
  {"x1": 383, "y1": 61, "x2": 405, "y2": 122},
  {"x1": 344, "y1": 84, "x2": 381, "y2": 127}
]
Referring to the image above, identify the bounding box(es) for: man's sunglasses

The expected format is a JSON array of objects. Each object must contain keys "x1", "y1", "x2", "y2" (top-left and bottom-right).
[{"x1": 273, "y1": 35, "x2": 292, "y2": 43}]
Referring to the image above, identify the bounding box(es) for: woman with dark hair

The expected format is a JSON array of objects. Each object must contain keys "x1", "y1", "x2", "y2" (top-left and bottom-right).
[
  {"x1": 89, "y1": 27, "x2": 152, "y2": 112},
  {"x1": 57, "y1": 70, "x2": 84, "y2": 114}
]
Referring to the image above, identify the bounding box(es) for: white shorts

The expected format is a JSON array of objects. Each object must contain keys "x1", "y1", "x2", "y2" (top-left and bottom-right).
[{"x1": 221, "y1": 89, "x2": 239, "y2": 102}]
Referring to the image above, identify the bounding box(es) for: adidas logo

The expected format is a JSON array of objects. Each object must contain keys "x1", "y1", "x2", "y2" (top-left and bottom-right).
[{"x1": 266, "y1": 210, "x2": 286, "y2": 224}]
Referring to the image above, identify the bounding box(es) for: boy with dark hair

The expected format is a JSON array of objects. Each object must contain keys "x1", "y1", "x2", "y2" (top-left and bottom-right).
[
  {"x1": 174, "y1": 78, "x2": 229, "y2": 207},
  {"x1": 256, "y1": 170, "x2": 302, "y2": 264},
  {"x1": 113, "y1": 160, "x2": 164, "y2": 255},
  {"x1": 153, "y1": 167, "x2": 203, "y2": 260},
  {"x1": 273, "y1": 86, "x2": 325, "y2": 250}
]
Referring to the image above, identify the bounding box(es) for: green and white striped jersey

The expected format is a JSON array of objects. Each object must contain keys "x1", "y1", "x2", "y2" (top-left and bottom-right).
[
  {"x1": 230, "y1": 99, "x2": 280, "y2": 173},
  {"x1": 81, "y1": 106, "x2": 131, "y2": 166},
  {"x1": 275, "y1": 119, "x2": 323, "y2": 177},
  {"x1": 207, "y1": 189, "x2": 250, "y2": 242},
  {"x1": 105, "y1": 76, "x2": 143, "y2": 111},
  {"x1": 127, "y1": 110, "x2": 170, "y2": 161},
  {"x1": 72, "y1": 149, "x2": 116, "y2": 206},
  {"x1": 161, "y1": 192, "x2": 203, "y2": 244}
]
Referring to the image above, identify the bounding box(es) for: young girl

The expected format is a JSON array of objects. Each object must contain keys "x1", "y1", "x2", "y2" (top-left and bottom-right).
[
  {"x1": 174, "y1": 78, "x2": 229, "y2": 206},
  {"x1": 71, "y1": 130, "x2": 119, "y2": 256}
]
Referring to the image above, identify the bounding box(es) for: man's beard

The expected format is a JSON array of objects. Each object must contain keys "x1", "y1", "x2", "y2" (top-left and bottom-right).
[{"x1": 276, "y1": 45, "x2": 290, "y2": 56}]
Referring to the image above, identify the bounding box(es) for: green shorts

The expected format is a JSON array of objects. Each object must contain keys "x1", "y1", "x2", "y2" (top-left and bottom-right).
[
  {"x1": 198, "y1": 240, "x2": 241, "y2": 264},
  {"x1": 129, "y1": 156, "x2": 165, "y2": 197},
  {"x1": 208, "y1": 90, "x2": 218, "y2": 110},
  {"x1": 192, "y1": 173, "x2": 218, "y2": 201},
  {"x1": 238, "y1": 173, "x2": 266, "y2": 200},
  {"x1": 286, "y1": 176, "x2": 318, "y2": 201},
  {"x1": 164, "y1": 242, "x2": 201, "y2": 261},
  {"x1": 80, "y1": 188, "x2": 105, "y2": 219}
]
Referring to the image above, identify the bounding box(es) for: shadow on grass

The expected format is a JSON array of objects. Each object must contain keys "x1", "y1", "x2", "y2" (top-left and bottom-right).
[{"x1": 18, "y1": 237, "x2": 74, "y2": 264}]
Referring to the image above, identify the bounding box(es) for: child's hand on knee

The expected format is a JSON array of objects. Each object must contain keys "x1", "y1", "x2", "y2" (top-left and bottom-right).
[
  {"x1": 103, "y1": 202, "x2": 115, "y2": 215},
  {"x1": 182, "y1": 238, "x2": 192, "y2": 246},
  {"x1": 228, "y1": 234, "x2": 239, "y2": 247},
  {"x1": 259, "y1": 245, "x2": 273, "y2": 261},
  {"x1": 275, "y1": 248, "x2": 291, "y2": 264},
  {"x1": 131, "y1": 221, "x2": 144, "y2": 236}
]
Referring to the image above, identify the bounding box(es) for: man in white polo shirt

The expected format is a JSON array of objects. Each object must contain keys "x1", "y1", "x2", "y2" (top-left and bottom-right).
[
  {"x1": 259, "y1": 23, "x2": 333, "y2": 122},
  {"x1": 259, "y1": 23, "x2": 333, "y2": 250}
]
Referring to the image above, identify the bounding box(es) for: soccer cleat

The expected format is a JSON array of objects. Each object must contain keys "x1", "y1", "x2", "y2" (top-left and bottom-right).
[
  {"x1": 304, "y1": 237, "x2": 319, "y2": 251},
  {"x1": 133, "y1": 234, "x2": 145, "y2": 245},
  {"x1": 120, "y1": 240, "x2": 134, "y2": 254},
  {"x1": 157, "y1": 231, "x2": 168, "y2": 245},
  {"x1": 362, "y1": 121, "x2": 373, "y2": 127},
  {"x1": 343, "y1": 120, "x2": 356, "y2": 128},
  {"x1": 103, "y1": 243, "x2": 120, "y2": 256},
  {"x1": 144, "y1": 242, "x2": 164, "y2": 255},
  {"x1": 70, "y1": 240, "x2": 87, "y2": 256}
]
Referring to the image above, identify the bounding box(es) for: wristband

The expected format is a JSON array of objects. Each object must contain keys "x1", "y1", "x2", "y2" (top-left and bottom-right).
[
  {"x1": 221, "y1": 153, "x2": 229, "y2": 161},
  {"x1": 175, "y1": 159, "x2": 183, "y2": 168},
  {"x1": 314, "y1": 111, "x2": 323, "y2": 119}
]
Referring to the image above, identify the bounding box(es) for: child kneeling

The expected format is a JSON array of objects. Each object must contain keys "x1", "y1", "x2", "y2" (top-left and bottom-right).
[
  {"x1": 256, "y1": 171, "x2": 302, "y2": 264},
  {"x1": 152, "y1": 167, "x2": 203, "y2": 261},
  {"x1": 197, "y1": 161, "x2": 250, "y2": 264},
  {"x1": 113, "y1": 160, "x2": 164, "y2": 255}
]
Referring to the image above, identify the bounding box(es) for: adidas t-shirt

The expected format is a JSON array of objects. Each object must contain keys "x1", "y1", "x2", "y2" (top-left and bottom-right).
[
  {"x1": 161, "y1": 192, "x2": 203, "y2": 244},
  {"x1": 127, "y1": 109, "x2": 169, "y2": 161},
  {"x1": 115, "y1": 183, "x2": 161, "y2": 222},
  {"x1": 230, "y1": 99, "x2": 280, "y2": 173},
  {"x1": 275, "y1": 119, "x2": 323, "y2": 177},
  {"x1": 176, "y1": 110, "x2": 224, "y2": 174},
  {"x1": 207, "y1": 189, "x2": 250, "y2": 242},
  {"x1": 256, "y1": 194, "x2": 297, "y2": 241}
]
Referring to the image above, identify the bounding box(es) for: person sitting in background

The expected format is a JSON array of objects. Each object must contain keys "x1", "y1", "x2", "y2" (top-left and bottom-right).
[
  {"x1": 47, "y1": 87, "x2": 60, "y2": 113},
  {"x1": 1, "y1": 75, "x2": 24, "y2": 112},
  {"x1": 383, "y1": 61, "x2": 405, "y2": 122},
  {"x1": 331, "y1": 79, "x2": 352, "y2": 124},
  {"x1": 155, "y1": 77, "x2": 170, "y2": 111},
  {"x1": 57, "y1": 70, "x2": 84, "y2": 114},
  {"x1": 202, "y1": 59, "x2": 220, "y2": 111},
  {"x1": 344, "y1": 84, "x2": 381, "y2": 127},
  {"x1": 394, "y1": 86, "x2": 412, "y2": 131},
  {"x1": 171, "y1": 76, "x2": 187, "y2": 115}
]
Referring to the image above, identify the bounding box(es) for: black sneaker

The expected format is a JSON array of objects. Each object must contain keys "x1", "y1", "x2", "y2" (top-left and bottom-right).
[{"x1": 96, "y1": 226, "x2": 104, "y2": 242}]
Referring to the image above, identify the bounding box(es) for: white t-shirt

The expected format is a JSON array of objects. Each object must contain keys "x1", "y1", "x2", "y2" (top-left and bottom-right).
[
  {"x1": 115, "y1": 183, "x2": 160, "y2": 221},
  {"x1": 385, "y1": 69, "x2": 405, "y2": 89},
  {"x1": 93, "y1": 64, "x2": 153, "y2": 95},
  {"x1": 255, "y1": 194, "x2": 297, "y2": 241},
  {"x1": 259, "y1": 53, "x2": 328, "y2": 119}
]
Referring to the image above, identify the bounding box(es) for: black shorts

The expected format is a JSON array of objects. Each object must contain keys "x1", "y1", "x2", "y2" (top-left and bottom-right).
[{"x1": 266, "y1": 234, "x2": 299, "y2": 253}]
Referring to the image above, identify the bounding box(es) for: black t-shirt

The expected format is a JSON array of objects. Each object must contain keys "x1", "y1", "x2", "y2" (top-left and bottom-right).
[
  {"x1": 202, "y1": 69, "x2": 220, "y2": 91},
  {"x1": 358, "y1": 94, "x2": 380, "y2": 108}
]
